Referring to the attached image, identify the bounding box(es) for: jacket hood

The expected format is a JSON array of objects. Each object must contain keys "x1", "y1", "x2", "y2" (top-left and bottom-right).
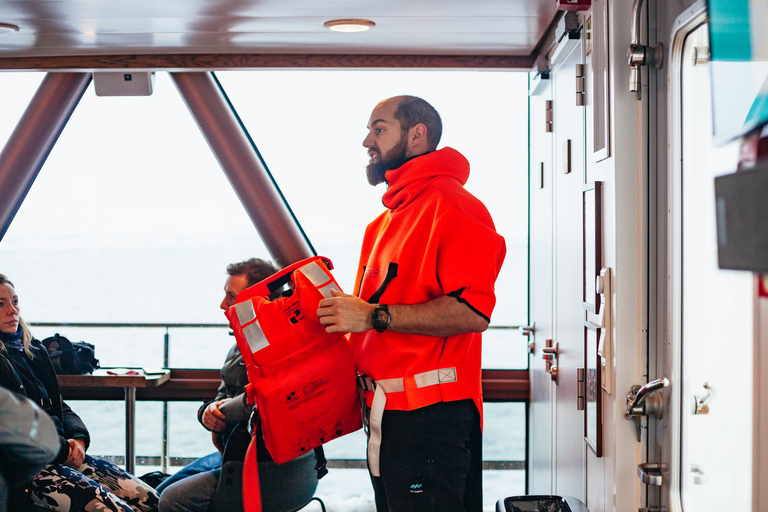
[{"x1": 382, "y1": 147, "x2": 469, "y2": 210}]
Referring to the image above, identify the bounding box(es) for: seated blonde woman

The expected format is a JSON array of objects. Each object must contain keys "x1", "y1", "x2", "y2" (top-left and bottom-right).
[{"x1": 0, "y1": 274, "x2": 159, "y2": 512}]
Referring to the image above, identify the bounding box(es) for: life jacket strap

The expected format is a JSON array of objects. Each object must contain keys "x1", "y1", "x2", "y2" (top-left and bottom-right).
[{"x1": 360, "y1": 367, "x2": 457, "y2": 477}]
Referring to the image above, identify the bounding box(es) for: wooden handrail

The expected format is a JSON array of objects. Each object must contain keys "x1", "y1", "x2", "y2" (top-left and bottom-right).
[
  {"x1": 60, "y1": 368, "x2": 530, "y2": 402},
  {"x1": 58, "y1": 368, "x2": 222, "y2": 401}
]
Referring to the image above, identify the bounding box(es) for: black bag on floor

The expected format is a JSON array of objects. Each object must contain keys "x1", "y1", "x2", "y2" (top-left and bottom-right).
[
  {"x1": 41, "y1": 333, "x2": 100, "y2": 375},
  {"x1": 139, "y1": 471, "x2": 171, "y2": 489}
]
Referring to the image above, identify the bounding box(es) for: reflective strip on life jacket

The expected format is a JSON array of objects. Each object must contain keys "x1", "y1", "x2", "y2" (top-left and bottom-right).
[
  {"x1": 297, "y1": 259, "x2": 341, "y2": 299},
  {"x1": 234, "y1": 302, "x2": 270, "y2": 354},
  {"x1": 360, "y1": 367, "x2": 458, "y2": 477}
]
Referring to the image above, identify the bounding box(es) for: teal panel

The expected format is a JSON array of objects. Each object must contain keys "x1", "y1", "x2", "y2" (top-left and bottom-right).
[
  {"x1": 744, "y1": 90, "x2": 768, "y2": 132},
  {"x1": 709, "y1": 0, "x2": 752, "y2": 61}
]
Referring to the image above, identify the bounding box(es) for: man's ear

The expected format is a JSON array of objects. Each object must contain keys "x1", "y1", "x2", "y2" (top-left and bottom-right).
[{"x1": 407, "y1": 123, "x2": 429, "y2": 154}]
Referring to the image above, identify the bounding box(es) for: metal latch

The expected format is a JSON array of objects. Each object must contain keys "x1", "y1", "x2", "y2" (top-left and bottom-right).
[
  {"x1": 627, "y1": 0, "x2": 663, "y2": 95},
  {"x1": 637, "y1": 462, "x2": 664, "y2": 486}
]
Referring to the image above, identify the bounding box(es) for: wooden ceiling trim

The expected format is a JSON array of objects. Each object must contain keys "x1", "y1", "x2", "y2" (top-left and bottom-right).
[
  {"x1": 530, "y1": 10, "x2": 563, "y2": 63},
  {"x1": 0, "y1": 52, "x2": 536, "y2": 71}
]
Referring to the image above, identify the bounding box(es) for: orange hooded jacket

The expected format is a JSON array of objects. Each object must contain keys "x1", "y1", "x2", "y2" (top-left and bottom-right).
[{"x1": 350, "y1": 147, "x2": 506, "y2": 422}]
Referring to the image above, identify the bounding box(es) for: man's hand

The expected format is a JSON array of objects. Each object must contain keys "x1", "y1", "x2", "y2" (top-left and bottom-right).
[
  {"x1": 317, "y1": 289, "x2": 375, "y2": 333},
  {"x1": 202, "y1": 398, "x2": 230, "y2": 432},
  {"x1": 64, "y1": 438, "x2": 86, "y2": 469},
  {"x1": 212, "y1": 431, "x2": 225, "y2": 454}
]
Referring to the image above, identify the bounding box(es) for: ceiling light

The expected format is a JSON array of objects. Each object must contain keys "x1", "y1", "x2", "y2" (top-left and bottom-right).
[
  {"x1": 0, "y1": 22, "x2": 20, "y2": 34},
  {"x1": 324, "y1": 19, "x2": 375, "y2": 33}
]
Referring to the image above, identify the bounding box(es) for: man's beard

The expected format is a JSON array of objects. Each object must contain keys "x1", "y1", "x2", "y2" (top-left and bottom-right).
[{"x1": 366, "y1": 134, "x2": 409, "y2": 186}]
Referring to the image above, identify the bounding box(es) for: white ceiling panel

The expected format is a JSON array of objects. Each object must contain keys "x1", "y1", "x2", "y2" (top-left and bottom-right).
[{"x1": 0, "y1": 0, "x2": 558, "y2": 58}]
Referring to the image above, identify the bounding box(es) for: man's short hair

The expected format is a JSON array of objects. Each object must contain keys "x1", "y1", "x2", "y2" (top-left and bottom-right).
[
  {"x1": 393, "y1": 96, "x2": 443, "y2": 151},
  {"x1": 226, "y1": 258, "x2": 278, "y2": 287}
]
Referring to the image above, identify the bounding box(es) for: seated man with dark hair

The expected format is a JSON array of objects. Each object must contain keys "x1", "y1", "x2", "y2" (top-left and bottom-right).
[{"x1": 158, "y1": 258, "x2": 287, "y2": 512}]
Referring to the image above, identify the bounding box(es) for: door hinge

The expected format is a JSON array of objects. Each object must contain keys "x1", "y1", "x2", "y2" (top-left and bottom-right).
[
  {"x1": 545, "y1": 100, "x2": 553, "y2": 132},
  {"x1": 577, "y1": 367, "x2": 585, "y2": 410},
  {"x1": 576, "y1": 64, "x2": 586, "y2": 106}
]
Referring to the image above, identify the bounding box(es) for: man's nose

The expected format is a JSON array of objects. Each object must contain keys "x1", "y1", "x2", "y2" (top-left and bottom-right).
[
  {"x1": 220, "y1": 298, "x2": 229, "y2": 310},
  {"x1": 362, "y1": 132, "x2": 374, "y2": 148}
]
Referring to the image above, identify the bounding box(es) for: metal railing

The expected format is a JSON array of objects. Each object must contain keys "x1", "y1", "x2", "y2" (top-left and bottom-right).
[{"x1": 32, "y1": 321, "x2": 527, "y2": 473}]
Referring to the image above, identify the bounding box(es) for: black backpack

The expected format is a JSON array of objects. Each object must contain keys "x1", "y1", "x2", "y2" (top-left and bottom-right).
[{"x1": 41, "y1": 333, "x2": 100, "y2": 375}]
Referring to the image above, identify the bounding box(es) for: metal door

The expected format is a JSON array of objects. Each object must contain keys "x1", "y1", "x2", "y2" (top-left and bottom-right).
[
  {"x1": 653, "y1": 2, "x2": 756, "y2": 512},
  {"x1": 665, "y1": 11, "x2": 753, "y2": 512}
]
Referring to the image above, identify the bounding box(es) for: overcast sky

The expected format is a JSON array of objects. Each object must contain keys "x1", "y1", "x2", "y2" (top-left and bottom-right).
[{"x1": 0, "y1": 69, "x2": 529, "y2": 327}]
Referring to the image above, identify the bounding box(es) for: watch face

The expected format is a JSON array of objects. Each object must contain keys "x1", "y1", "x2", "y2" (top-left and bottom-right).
[{"x1": 372, "y1": 306, "x2": 389, "y2": 332}]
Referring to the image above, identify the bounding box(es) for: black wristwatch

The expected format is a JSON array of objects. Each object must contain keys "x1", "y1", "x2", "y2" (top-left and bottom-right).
[{"x1": 371, "y1": 304, "x2": 391, "y2": 333}]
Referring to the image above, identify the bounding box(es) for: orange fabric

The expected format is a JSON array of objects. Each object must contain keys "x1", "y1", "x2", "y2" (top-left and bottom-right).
[
  {"x1": 349, "y1": 147, "x2": 506, "y2": 423},
  {"x1": 242, "y1": 434, "x2": 262, "y2": 512}
]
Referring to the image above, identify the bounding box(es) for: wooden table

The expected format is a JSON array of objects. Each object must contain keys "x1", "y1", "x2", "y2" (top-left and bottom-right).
[{"x1": 57, "y1": 368, "x2": 170, "y2": 474}]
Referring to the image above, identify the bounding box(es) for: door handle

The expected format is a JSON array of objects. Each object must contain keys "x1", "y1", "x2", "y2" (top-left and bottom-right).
[
  {"x1": 691, "y1": 464, "x2": 707, "y2": 485},
  {"x1": 542, "y1": 343, "x2": 559, "y2": 383},
  {"x1": 626, "y1": 378, "x2": 669, "y2": 441},
  {"x1": 626, "y1": 378, "x2": 669, "y2": 417},
  {"x1": 541, "y1": 340, "x2": 558, "y2": 382},
  {"x1": 519, "y1": 325, "x2": 536, "y2": 354},
  {"x1": 542, "y1": 345, "x2": 558, "y2": 360},
  {"x1": 637, "y1": 462, "x2": 664, "y2": 486},
  {"x1": 692, "y1": 381, "x2": 716, "y2": 415}
]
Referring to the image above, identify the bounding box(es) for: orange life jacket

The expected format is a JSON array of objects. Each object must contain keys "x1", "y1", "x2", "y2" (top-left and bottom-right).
[{"x1": 225, "y1": 256, "x2": 362, "y2": 511}]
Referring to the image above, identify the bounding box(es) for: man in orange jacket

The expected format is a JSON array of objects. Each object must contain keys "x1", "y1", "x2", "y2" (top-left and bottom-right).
[{"x1": 317, "y1": 96, "x2": 506, "y2": 512}]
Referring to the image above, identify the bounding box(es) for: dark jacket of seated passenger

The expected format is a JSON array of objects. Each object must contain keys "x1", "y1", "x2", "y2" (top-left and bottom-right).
[
  {"x1": 196, "y1": 341, "x2": 274, "y2": 463},
  {"x1": 197, "y1": 342, "x2": 250, "y2": 435},
  {"x1": 0, "y1": 339, "x2": 90, "y2": 464}
]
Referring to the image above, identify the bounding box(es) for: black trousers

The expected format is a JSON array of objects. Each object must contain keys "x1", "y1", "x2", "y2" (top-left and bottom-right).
[{"x1": 370, "y1": 399, "x2": 482, "y2": 512}]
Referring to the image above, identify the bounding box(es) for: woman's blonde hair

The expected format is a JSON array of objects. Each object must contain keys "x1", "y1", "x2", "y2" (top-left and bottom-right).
[{"x1": 0, "y1": 274, "x2": 35, "y2": 358}]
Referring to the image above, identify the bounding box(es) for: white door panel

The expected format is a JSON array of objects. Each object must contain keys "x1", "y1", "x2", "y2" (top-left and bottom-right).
[
  {"x1": 528, "y1": 78, "x2": 554, "y2": 495},
  {"x1": 677, "y1": 23, "x2": 751, "y2": 512},
  {"x1": 663, "y1": 10, "x2": 753, "y2": 512},
  {"x1": 552, "y1": 39, "x2": 587, "y2": 500}
]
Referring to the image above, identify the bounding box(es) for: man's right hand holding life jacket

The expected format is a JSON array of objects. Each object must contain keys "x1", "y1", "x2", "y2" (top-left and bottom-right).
[{"x1": 202, "y1": 398, "x2": 229, "y2": 432}]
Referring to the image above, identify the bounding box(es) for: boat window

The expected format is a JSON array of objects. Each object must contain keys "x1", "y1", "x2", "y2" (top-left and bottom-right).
[
  {"x1": 0, "y1": 69, "x2": 529, "y2": 507},
  {"x1": 216, "y1": 70, "x2": 530, "y2": 371},
  {"x1": 677, "y1": 22, "x2": 752, "y2": 511}
]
